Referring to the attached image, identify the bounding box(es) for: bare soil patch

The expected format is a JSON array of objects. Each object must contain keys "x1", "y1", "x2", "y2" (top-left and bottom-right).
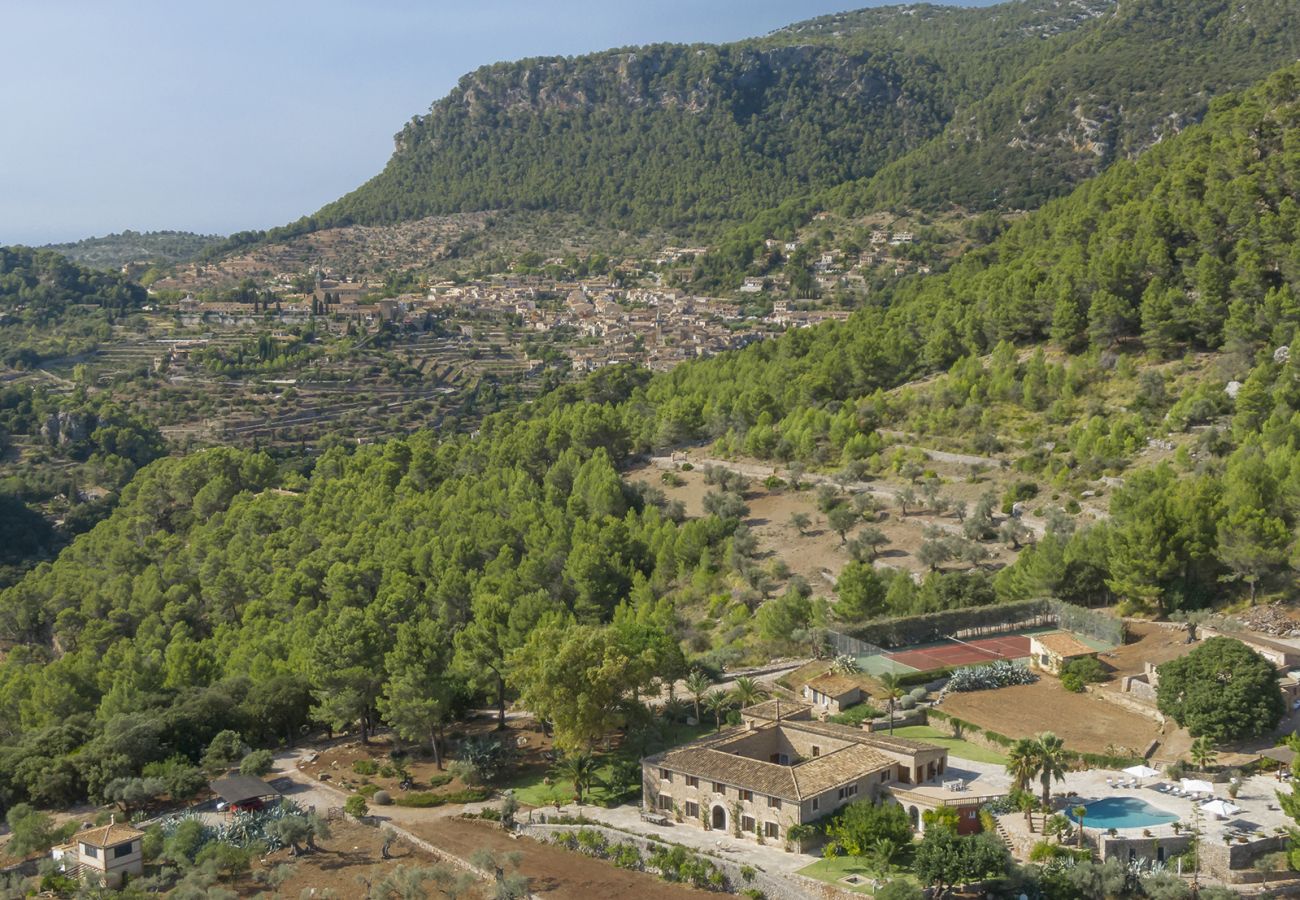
[
  {"x1": 234, "y1": 819, "x2": 474, "y2": 897},
  {"x1": 1098, "y1": 620, "x2": 1191, "y2": 678},
  {"x1": 408, "y1": 818, "x2": 709, "y2": 899},
  {"x1": 938, "y1": 677, "x2": 1170, "y2": 758},
  {"x1": 623, "y1": 455, "x2": 1028, "y2": 592}
]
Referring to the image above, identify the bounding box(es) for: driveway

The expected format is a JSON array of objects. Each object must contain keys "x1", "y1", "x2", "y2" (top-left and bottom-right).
[{"x1": 537, "y1": 802, "x2": 818, "y2": 875}]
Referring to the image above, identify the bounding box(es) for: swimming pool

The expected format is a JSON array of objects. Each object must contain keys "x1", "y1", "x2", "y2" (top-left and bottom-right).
[{"x1": 1068, "y1": 797, "x2": 1179, "y2": 830}]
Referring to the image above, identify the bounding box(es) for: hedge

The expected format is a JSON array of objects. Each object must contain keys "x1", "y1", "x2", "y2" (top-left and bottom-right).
[
  {"x1": 843, "y1": 599, "x2": 1124, "y2": 649},
  {"x1": 394, "y1": 787, "x2": 492, "y2": 808}
]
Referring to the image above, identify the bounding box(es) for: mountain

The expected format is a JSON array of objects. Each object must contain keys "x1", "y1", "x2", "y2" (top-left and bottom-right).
[
  {"x1": 657, "y1": 58, "x2": 1300, "y2": 450},
  {"x1": 292, "y1": 0, "x2": 1295, "y2": 247},
  {"x1": 2, "y1": 60, "x2": 1297, "y2": 806},
  {"x1": 40, "y1": 230, "x2": 224, "y2": 270},
  {"x1": 285, "y1": 0, "x2": 1114, "y2": 239}
]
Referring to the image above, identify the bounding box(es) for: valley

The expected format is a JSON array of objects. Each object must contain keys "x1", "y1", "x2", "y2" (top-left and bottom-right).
[{"x1": 2, "y1": 1, "x2": 1300, "y2": 898}]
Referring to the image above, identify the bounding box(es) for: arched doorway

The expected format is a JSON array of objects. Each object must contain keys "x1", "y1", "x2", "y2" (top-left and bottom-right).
[
  {"x1": 712, "y1": 805, "x2": 727, "y2": 831},
  {"x1": 909, "y1": 806, "x2": 920, "y2": 830}
]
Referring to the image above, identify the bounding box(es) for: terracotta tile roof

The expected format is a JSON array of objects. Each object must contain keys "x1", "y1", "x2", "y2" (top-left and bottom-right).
[
  {"x1": 792, "y1": 745, "x2": 891, "y2": 796},
  {"x1": 805, "y1": 673, "x2": 863, "y2": 697},
  {"x1": 648, "y1": 719, "x2": 927, "y2": 801},
  {"x1": 741, "y1": 699, "x2": 812, "y2": 721},
  {"x1": 1032, "y1": 631, "x2": 1097, "y2": 658},
  {"x1": 75, "y1": 822, "x2": 143, "y2": 848}
]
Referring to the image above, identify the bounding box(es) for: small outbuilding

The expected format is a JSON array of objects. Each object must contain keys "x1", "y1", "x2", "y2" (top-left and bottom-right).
[
  {"x1": 802, "y1": 672, "x2": 864, "y2": 716},
  {"x1": 52, "y1": 818, "x2": 144, "y2": 889},
  {"x1": 210, "y1": 774, "x2": 282, "y2": 812},
  {"x1": 1029, "y1": 631, "x2": 1098, "y2": 676}
]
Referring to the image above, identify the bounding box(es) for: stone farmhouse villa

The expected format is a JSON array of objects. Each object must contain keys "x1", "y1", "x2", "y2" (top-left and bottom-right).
[{"x1": 642, "y1": 700, "x2": 998, "y2": 842}]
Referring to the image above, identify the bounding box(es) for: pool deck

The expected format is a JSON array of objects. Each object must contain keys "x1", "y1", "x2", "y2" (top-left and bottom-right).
[{"x1": 1000, "y1": 766, "x2": 1293, "y2": 849}]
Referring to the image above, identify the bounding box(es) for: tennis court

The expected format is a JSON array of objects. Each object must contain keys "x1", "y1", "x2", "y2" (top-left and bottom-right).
[
  {"x1": 885, "y1": 634, "x2": 1031, "y2": 671},
  {"x1": 855, "y1": 628, "x2": 1114, "y2": 677}
]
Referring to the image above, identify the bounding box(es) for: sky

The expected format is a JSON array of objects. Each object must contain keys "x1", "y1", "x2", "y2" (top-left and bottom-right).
[{"x1": 1, "y1": 1, "x2": 991, "y2": 246}]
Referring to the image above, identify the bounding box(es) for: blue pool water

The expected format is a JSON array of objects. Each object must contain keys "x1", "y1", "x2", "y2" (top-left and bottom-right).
[{"x1": 1068, "y1": 797, "x2": 1179, "y2": 830}]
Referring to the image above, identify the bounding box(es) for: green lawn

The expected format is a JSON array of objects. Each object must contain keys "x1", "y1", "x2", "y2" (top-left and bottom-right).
[
  {"x1": 504, "y1": 721, "x2": 716, "y2": 808},
  {"x1": 889, "y1": 725, "x2": 1008, "y2": 765},
  {"x1": 799, "y1": 857, "x2": 921, "y2": 895}
]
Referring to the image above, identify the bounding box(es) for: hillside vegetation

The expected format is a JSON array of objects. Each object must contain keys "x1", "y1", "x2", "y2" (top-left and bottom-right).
[
  {"x1": 188, "y1": 0, "x2": 1287, "y2": 263},
  {"x1": 1, "y1": 60, "x2": 1298, "y2": 809},
  {"x1": 40, "y1": 230, "x2": 223, "y2": 270}
]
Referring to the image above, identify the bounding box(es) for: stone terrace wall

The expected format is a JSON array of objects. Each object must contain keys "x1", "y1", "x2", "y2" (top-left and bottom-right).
[{"x1": 517, "y1": 822, "x2": 855, "y2": 900}]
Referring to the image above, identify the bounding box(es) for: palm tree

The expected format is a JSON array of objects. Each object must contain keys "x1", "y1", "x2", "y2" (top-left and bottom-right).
[
  {"x1": 551, "y1": 752, "x2": 599, "y2": 805},
  {"x1": 704, "y1": 691, "x2": 732, "y2": 731},
  {"x1": 1034, "y1": 732, "x2": 1067, "y2": 810},
  {"x1": 878, "y1": 672, "x2": 904, "y2": 734},
  {"x1": 1190, "y1": 736, "x2": 1218, "y2": 772},
  {"x1": 1016, "y1": 791, "x2": 1038, "y2": 834},
  {"x1": 661, "y1": 697, "x2": 688, "y2": 724},
  {"x1": 730, "y1": 676, "x2": 766, "y2": 709},
  {"x1": 684, "y1": 671, "x2": 712, "y2": 725},
  {"x1": 1073, "y1": 805, "x2": 1087, "y2": 848},
  {"x1": 869, "y1": 837, "x2": 899, "y2": 875},
  {"x1": 1005, "y1": 738, "x2": 1039, "y2": 828},
  {"x1": 1006, "y1": 739, "x2": 1037, "y2": 793}
]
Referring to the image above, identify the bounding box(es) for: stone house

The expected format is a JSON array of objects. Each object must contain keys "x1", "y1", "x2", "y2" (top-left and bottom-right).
[
  {"x1": 1029, "y1": 631, "x2": 1099, "y2": 675},
  {"x1": 641, "y1": 701, "x2": 984, "y2": 842},
  {"x1": 52, "y1": 819, "x2": 144, "y2": 889},
  {"x1": 801, "y1": 673, "x2": 864, "y2": 716}
]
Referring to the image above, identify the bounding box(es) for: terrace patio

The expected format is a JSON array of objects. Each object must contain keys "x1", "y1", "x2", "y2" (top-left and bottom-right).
[{"x1": 998, "y1": 765, "x2": 1295, "y2": 879}]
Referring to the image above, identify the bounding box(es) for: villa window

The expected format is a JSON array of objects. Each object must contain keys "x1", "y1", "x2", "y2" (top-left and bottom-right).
[
  {"x1": 686, "y1": 775, "x2": 698, "y2": 788},
  {"x1": 113, "y1": 843, "x2": 134, "y2": 859},
  {"x1": 847, "y1": 784, "x2": 859, "y2": 797},
  {"x1": 740, "y1": 790, "x2": 753, "y2": 801},
  {"x1": 768, "y1": 797, "x2": 780, "y2": 809},
  {"x1": 658, "y1": 795, "x2": 673, "y2": 811},
  {"x1": 812, "y1": 745, "x2": 821, "y2": 758},
  {"x1": 660, "y1": 768, "x2": 671, "y2": 780},
  {"x1": 742, "y1": 815, "x2": 756, "y2": 833},
  {"x1": 713, "y1": 782, "x2": 725, "y2": 794},
  {"x1": 812, "y1": 798, "x2": 820, "y2": 812},
  {"x1": 82, "y1": 845, "x2": 98, "y2": 859},
  {"x1": 765, "y1": 822, "x2": 780, "y2": 839},
  {"x1": 685, "y1": 801, "x2": 699, "y2": 818},
  {"x1": 838, "y1": 787, "x2": 846, "y2": 800}
]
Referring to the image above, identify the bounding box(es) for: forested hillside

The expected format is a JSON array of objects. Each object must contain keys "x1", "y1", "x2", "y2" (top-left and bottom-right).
[
  {"x1": 0, "y1": 246, "x2": 147, "y2": 368},
  {"x1": 277, "y1": 0, "x2": 1297, "y2": 250},
  {"x1": 300, "y1": 0, "x2": 1116, "y2": 235},
  {"x1": 0, "y1": 61, "x2": 1297, "y2": 808},
  {"x1": 40, "y1": 230, "x2": 223, "y2": 270},
  {"x1": 695, "y1": 0, "x2": 1300, "y2": 286}
]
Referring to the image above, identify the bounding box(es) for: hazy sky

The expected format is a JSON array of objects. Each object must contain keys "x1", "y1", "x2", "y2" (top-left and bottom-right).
[{"x1": 1, "y1": 1, "x2": 992, "y2": 245}]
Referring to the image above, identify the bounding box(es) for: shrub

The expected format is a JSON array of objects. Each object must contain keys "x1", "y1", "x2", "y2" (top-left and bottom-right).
[
  {"x1": 828, "y1": 703, "x2": 882, "y2": 727},
  {"x1": 1061, "y1": 672, "x2": 1085, "y2": 693},
  {"x1": 946, "y1": 661, "x2": 1037, "y2": 692},
  {"x1": 372, "y1": 790, "x2": 392, "y2": 806},
  {"x1": 394, "y1": 787, "x2": 491, "y2": 808},
  {"x1": 239, "y1": 749, "x2": 274, "y2": 777},
  {"x1": 357, "y1": 783, "x2": 379, "y2": 797},
  {"x1": 344, "y1": 795, "x2": 368, "y2": 818},
  {"x1": 352, "y1": 759, "x2": 379, "y2": 776},
  {"x1": 897, "y1": 695, "x2": 917, "y2": 710},
  {"x1": 1061, "y1": 656, "x2": 1108, "y2": 684},
  {"x1": 908, "y1": 687, "x2": 928, "y2": 702}
]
